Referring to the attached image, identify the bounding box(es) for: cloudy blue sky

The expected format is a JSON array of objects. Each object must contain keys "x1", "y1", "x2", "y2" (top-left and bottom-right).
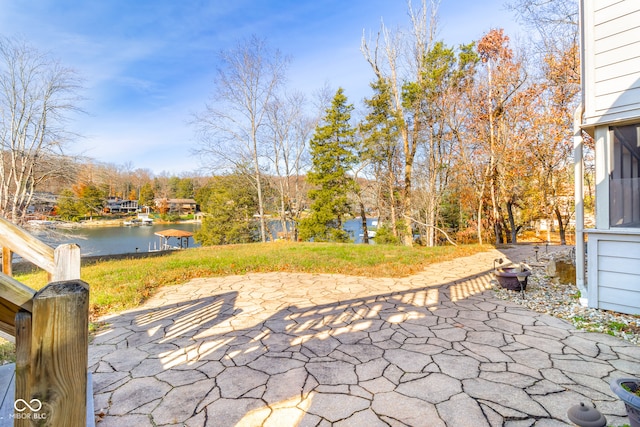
[{"x1": 0, "y1": 1, "x2": 522, "y2": 175}]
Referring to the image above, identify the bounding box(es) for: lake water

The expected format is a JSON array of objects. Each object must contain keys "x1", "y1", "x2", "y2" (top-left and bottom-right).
[
  {"x1": 29, "y1": 217, "x2": 376, "y2": 257},
  {"x1": 32, "y1": 223, "x2": 202, "y2": 257}
]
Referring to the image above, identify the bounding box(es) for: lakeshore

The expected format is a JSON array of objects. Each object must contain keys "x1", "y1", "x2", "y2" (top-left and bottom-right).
[
  {"x1": 24, "y1": 216, "x2": 376, "y2": 259},
  {"x1": 25, "y1": 220, "x2": 202, "y2": 258},
  {"x1": 27, "y1": 217, "x2": 201, "y2": 229}
]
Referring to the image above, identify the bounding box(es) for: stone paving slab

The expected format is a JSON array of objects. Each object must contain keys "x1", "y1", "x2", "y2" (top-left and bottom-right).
[{"x1": 90, "y1": 246, "x2": 639, "y2": 426}]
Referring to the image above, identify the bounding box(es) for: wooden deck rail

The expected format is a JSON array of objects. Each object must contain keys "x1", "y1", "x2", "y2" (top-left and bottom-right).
[
  {"x1": 0, "y1": 216, "x2": 80, "y2": 281},
  {"x1": 0, "y1": 216, "x2": 88, "y2": 426}
]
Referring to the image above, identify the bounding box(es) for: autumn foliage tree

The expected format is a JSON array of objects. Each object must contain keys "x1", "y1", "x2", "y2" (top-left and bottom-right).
[
  {"x1": 529, "y1": 43, "x2": 581, "y2": 244},
  {"x1": 471, "y1": 28, "x2": 527, "y2": 244},
  {"x1": 56, "y1": 183, "x2": 106, "y2": 221},
  {"x1": 139, "y1": 183, "x2": 155, "y2": 207},
  {"x1": 509, "y1": 0, "x2": 582, "y2": 244}
]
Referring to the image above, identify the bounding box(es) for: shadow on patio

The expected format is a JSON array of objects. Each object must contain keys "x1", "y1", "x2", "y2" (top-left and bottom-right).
[
  {"x1": 90, "y1": 246, "x2": 626, "y2": 426},
  {"x1": 89, "y1": 265, "x2": 498, "y2": 425}
]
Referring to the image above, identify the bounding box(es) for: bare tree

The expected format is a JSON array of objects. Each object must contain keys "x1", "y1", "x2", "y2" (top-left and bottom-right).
[
  {"x1": 473, "y1": 29, "x2": 528, "y2": 244},
  {"x1": 361, "y1": 0, "x2": 439, "y2": 246},
  {"x1": 193, "y1": 36, "x2": 289, "y2": 242},
  {"x1": 0, "y1": 36, "x2": 82, "y2": 222},
  {"x1": 507, "y1": 0, "x2": 578, "y2": 50},
  {"x1": 265, "y1": 90, "x2": 312, "y2": 240}
]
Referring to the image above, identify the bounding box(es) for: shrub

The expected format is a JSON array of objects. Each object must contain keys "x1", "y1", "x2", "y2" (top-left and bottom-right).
[{"x1": 374, "y1": 223, "x2": 401, "y2": 245}]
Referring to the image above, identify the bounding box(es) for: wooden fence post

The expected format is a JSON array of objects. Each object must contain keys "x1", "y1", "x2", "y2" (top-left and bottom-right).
[
  {"x1": 52, "y1": 244, "x2": 81, "y2": 282},
  {"x1": 14, "y1": 310, "x2": 32, "y2": 427},
  {"x1": 28, "y1": 280, "x2": 89, "y2": 426}
]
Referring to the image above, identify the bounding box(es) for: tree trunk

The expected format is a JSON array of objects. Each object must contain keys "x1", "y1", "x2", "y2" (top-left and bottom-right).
[
  {"x1": 280, "y1": 202, "x2": 288, "y2": 240},
  {"x1": 252, "y1": 126, "x2": 267, "y2": 242},
  {"x1": 402, "y1": 185, "x2": 413, "y2": 246},
  {"x1": 485, "y1": 57, "x2": 503, "y2": 247},
  {"x1": 401, "y1": 111, "x2": 422, "y2": 247},
  {"x1": 388, "y1": 174, "x2": 398, "y2": 238},
  {"x1": 490, "y1": 177, "x2": 502, "y2": 245},
  {"x1": 477, "y1": 200, "x2": 483, "y2": 245},
  {"x1": 402, "y1": 127, "x2": 414, "y2": 247},
  {"x1": 494, "y1": 221, "x2": 503, "y2": 245},
  {"x1": 426, "y1": 201, "x2": 436, "y2": 247},
  {"x1": 476, "y1": 179, "x2": 486, "y2": 245},
  {"x1": 254, "y1": 165, "x2": 267, "y2": 242},
  {"x1": 360, "y1": 202, "x2": 369, "y2": 244},
  {"x1": 278, "y1": 178, "x2": 288, "y2": 240},
  {"x1": 507, "y1": 201, "x2": 518, "y2": 243},
  {"x1": 555, "y1": 206, "x2": 566, "y2": 245}
]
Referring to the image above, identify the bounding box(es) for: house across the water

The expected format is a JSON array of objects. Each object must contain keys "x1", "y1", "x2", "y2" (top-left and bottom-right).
[
  {"x1": 154, "y1": 198, "x2": 198, "y2": 215},
  {"x1": 106, "y1": 197, "x2": 139, "y2": 214}
]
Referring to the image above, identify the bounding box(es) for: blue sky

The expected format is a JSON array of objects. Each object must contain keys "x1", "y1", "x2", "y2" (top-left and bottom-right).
[{"x1": 0, "y1": 1, "x2": 522, "y2": 175}]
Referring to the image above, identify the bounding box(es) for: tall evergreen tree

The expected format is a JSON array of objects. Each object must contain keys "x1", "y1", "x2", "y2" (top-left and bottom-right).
[
  {"x1": 360, "y1": 78, "x2": 403, "y2": 241},
  {"x1": 299, "y1": 88, "x2": 357, "y2": 242}
]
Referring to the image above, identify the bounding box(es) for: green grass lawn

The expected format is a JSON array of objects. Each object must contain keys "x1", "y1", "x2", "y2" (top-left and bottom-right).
[{"x1": 15, "y1": 242, "x2": 490, "y2": 319}]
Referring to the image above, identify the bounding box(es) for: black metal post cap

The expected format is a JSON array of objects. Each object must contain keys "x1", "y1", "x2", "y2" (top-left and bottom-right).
[{"x1": 567, "y1": 402, "x2": 607, "y2": 427}]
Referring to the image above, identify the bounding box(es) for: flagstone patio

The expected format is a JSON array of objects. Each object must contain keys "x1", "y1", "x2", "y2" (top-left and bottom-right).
[{"x1": 89, "y1": 245, "x2": 640, "y2": 426}]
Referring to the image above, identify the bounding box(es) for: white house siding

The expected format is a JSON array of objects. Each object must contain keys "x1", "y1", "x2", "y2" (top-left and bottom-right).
[
  {"x1": 584, "y1": 0, "x2": 640, "y2": 125},
  {"x1": 587, "y1": 231, "x2": 640, "y2": 315}
]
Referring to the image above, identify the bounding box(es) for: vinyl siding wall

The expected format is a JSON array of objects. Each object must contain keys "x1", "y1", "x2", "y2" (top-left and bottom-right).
[
  {"x1": 583, "y1": 0, "x2": 640, "y2": 315},
  {"x1": 583, "y1": 0, "x2": 640, "y2": 125},
  {"x1": 587, "y1": 232, "x2": 640, "y2": 315}
]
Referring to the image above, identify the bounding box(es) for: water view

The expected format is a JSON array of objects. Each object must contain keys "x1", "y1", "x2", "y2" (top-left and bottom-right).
[
  {"x1": 32, "y1": 223, "x2": 202, "y2": 257},
  {"x1": 28, "y1": 217, "x2": 377, "y2": 257}
]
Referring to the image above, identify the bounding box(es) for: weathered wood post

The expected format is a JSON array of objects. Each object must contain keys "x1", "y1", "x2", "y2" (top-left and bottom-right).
[
  {"x1": 52, "y1": 244, "x2": 81, "y2": 281},
  {"x1": 0, "y1": 218, "x2": 89, "y2": 425},
  {"x1": 14, "y1": 310, "x2": 32, "y2": 427},
  {"x1": 27, "y1": 280, "x2": 89, "y2": 426}
]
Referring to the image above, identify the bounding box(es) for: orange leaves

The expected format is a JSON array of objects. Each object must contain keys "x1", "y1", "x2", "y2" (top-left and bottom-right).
[
  {"x1": 477, "y1": 29, "x2": 513, "y2": 63},
  {"x1": 71, "y1": 182, "x2": 89, "y2": 198},
  {"x1": 543, "y1": 42, "x2": 580, "y2": 87}
]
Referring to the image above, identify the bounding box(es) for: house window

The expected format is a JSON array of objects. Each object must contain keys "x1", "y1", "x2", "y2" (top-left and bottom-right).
[{"x1": 610, "y1": 124, "x2": 640, "y2": 227}]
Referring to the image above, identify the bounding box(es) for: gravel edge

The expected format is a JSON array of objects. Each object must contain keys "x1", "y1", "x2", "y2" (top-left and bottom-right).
[{"x1": 492, "y1": 250, "x2": 640, "y2": 345}]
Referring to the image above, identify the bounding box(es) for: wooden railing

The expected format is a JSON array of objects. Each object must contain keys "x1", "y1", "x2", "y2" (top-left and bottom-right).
[{"x1": 0, "y1": 216, "x2": 88, "y2": 426}]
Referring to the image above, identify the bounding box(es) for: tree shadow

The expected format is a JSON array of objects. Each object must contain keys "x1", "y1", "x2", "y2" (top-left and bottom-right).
[
  {"x1": 87, "y1": 265, "x2": 478, "y2": 425},
  {"x1": 89, "y1": 246, "x2": 627, "y2": 426}
]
